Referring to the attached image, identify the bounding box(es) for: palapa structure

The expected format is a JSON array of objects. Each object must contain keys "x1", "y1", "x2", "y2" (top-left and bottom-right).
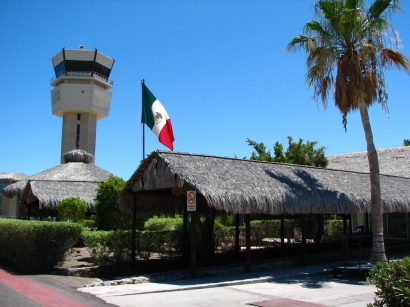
[
  {"x1": 2, "y1": 149, "x2": 112, "y2": 218},
  {"x1": 120, "y1": 151, "x2": 410, "y2": 217},
  {"x1": 327, "y1": 146, "x2": 410, "y2": 178},
  {"x1": 0, "y1": 172, "x2": 28, "y2": 217}
]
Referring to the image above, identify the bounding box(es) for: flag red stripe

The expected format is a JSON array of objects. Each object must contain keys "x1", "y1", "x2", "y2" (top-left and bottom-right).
[{"x1": 158, "y1": 119, "x2": 174, "y2": 151}]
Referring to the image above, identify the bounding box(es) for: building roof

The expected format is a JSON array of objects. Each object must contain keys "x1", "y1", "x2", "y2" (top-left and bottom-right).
[
  {"x1": 327, "y1": 146, "x2": 410, "y2": 178},
  {"x1": 119, "y1": 151, "x2": 410, "y2": 217},
  {"x1": 0, "y1": 172, "x2": 28, "y2": 182},
  {"x1": 2, "y1": 149, "x2": 112, "y2": 211}
]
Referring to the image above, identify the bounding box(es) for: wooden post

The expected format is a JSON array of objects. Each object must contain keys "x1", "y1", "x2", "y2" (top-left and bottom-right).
[
  {"x1": 365, "y1": 213, "x2": 370, "y2": 233},
  {"x1": 183, "y1": 195, "x2": 188, "y2": 263},
  {"x1": 190, "y1": 211, "x2": 197, "y2": 278},
  {"x1": 131, "y1": 193, "x2": 137, "y2": 274},
  {"x1": 343, "y1": 214, "x2": 348, "y2": 236},
  {"x1": 245, "y1": 214, "x2": 251, "y2": 273},
  {"x1": 302, "y1": 217, "x2": 307, "y2": 266},
  {"x1": 235, "y1": 214, "x2": 240, "y2": 262},
  {"x1": 343, "y1": 214, "x2": 348, "y2": 260},
  {"x1": 280, "y1": 214, "x2": 285, "y2": 250}
]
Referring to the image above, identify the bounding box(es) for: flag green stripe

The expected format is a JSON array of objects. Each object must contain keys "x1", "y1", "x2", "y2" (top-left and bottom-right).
[{"x1": 141, "y1": 83, "x2": 156, "y2": 130}]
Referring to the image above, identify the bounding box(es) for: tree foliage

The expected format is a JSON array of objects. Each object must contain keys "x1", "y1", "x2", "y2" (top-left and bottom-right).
[
  {"x1": 287, "y1": 0, "x2": 409, "y2": 130},
  {"x1": 57, "y1": 197, "x2": 87, "y2": 222},
  {"x1": 246, "y1": 136, "x2": 328, "y2": 167},
  {"x1": 287, "y1": 0, "x2": 409, "y2": 263},
  {"x1": 403, "y1": 139, "x2": 410, "y2": 146},
  {"x1": 94, "y1": 175, "x2": 131, "y2": 230}
]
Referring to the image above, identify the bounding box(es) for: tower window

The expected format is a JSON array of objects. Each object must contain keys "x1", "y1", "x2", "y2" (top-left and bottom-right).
[
  {"x1": 77, "y1": 114, "x2": 81, "y2": 120},
  {"x1": 76, "y1": 124, "x2": 80, "y2": 146}
]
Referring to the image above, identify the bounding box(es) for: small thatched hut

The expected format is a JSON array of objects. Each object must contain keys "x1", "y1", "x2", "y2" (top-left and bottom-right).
[
  {"x1": 120, "y1": 150, "x2": 410, "y2": 217},
  {"x1": 2, "y1": 149, "x2": 112, "y2": 219},
  {"x1": 0, "y1": 172, "x2": 28, "y2": 217}
]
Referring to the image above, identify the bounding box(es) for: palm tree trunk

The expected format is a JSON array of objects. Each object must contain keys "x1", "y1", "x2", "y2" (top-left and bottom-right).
[{"x1": 359, "y1": 105, "x2": 387, "y2": 263}]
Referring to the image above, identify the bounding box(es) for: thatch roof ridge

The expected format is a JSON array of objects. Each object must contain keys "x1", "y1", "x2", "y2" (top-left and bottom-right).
[
  {"x1": 2, "y1": 179, "x2": 28, "y2": 198},
  {"x1": 3, "y1": 162, "x2": 111, "y2": 198},
  {"x1": 26, "y1": 180, "x2": 101, "y2": 211},
  {"x1": 63, "y1": 149, "x2": 93, "y2": 163},
  {"x1": 329, "y1": 146, "x2": 410, "y2": 158},
  {"x1": 120, "y1": 151, "x2": 410, "y2": 216},
  {"x1": 328, "y1": 146, "x2": 410, "y2": 178},
  {"x1": 157, "y1": 150, "x2": 405, "y2": 177},
  {"x1": 0, "y1": 172, "x2": 28, "y2": 181}
]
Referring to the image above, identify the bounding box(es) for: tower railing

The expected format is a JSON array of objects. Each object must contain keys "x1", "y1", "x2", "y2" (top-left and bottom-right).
[{"x1": 50, "y1": 71, "x2": 113, "y2": 85}]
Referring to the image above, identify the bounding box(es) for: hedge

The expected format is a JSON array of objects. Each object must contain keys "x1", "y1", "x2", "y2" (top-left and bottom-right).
[
  {"x1": 0, "y1": 219, "x2": 82, "y2": 273},
  {"x1": 81, "y1": 229, "x2": 183, "y2": 265}
]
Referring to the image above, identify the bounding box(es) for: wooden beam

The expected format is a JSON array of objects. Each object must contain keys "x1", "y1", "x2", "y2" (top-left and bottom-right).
[{"x1": 245, "y1": 214, "x2": 251, "y2": 273}]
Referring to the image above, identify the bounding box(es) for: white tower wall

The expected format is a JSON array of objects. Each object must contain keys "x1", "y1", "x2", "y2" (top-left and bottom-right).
[{"x1": 50, "y1": 47, "x2": 114, "y2": 164}]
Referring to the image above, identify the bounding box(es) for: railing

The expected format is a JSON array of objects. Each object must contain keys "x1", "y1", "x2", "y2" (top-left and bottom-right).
[{"x1": 50, "y1": 71, "x2": 113, "y2": 85}]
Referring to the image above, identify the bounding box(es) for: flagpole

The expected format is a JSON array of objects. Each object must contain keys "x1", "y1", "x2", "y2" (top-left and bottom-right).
[
  {"x1": 141, "y1": 79, "x2": 145, "y2": 159},
  {"x1": 133, "y1": 79, "x2": 146, "y2": 274}
]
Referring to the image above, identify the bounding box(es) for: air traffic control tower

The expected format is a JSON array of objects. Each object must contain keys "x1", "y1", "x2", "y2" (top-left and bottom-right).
[{"x1": 50, "y1": 46, "x2": 115, "y2": 164}]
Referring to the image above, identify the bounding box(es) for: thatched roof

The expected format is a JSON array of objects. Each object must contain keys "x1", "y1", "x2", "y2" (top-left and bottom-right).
[
  {"x1": 0, "y1": 172, "x2": 28, "y2": 182},
  {"x1": 328, "y1": 146, "x2": 410, "y2": 178},
  {"x1": 119, "y1": 151, "x2": 410, "y2": 217},
  {"x1": 2, "y1": 149, "x2": 111, "y2": 211}
]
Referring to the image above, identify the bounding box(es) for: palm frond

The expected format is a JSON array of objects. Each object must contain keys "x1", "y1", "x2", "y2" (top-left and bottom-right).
[
  {"x1": 368, "y1": 0, "x2": 391, "y2": 19},
  {"x1": 380, "y1": 49, "x2": 410, "y2": 71}
]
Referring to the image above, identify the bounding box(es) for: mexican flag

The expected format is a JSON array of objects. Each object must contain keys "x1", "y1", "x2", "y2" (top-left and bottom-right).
[{"x1": 141, "y1": 83, "x2": 175, "y2": 151}]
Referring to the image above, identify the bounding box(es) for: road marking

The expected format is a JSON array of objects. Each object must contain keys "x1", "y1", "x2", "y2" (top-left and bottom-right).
[{"x1": 0, "y1": 268, "x2": 90, "y2": 307}]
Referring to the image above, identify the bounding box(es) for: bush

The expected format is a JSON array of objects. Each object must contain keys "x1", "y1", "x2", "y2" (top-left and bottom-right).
[
  {"x1": 79, "y1": 219, "x2": 96, "y2": 229},
  {"x1": 82, "y1": 229, "x2": 131, "y2": 264},
  {"x1": 366, "y1": 257, "x2": 410, "y2": 307},
  {"x1": 144, "y1": 216, "x2": 183, "y2": 231},
  {"x1": 0, "y1": 219, "x2": 82, "y2": 273},
  {"x1": 57, "y1": 197, "x2": 88, "y2": 222},
  {"x1": 94, "y1": 175, "x2": 131, "y2": 230},
  {"x1": 324, "y1": 219, "x2": 344, "y2": 239},
  {"x1": 81, "y1": 228, "x2": 184, "y2": 265}
]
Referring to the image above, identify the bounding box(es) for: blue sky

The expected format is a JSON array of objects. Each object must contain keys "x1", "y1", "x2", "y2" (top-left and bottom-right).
[{"x1": 1, "y1": 1, "x2": 409, "y2": 181}]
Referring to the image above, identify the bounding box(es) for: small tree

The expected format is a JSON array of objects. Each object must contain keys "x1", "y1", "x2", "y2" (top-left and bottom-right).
[
  {"x1": 57, "y1": 197, "x2": 88, "y2": 222},
  {"x1": 246, "y1": 136, "x2": 328, "y2": 167},
  {"x1": 94, "y1": 175, "x2": 131, "y2": 230},
  {"x1": 403, "y1": 139, "x2": 410, "y2": 146}
]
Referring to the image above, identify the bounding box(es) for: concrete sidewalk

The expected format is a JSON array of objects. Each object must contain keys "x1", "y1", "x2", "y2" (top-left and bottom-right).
[
  {"x1": 78, "y1": 262, "x2": 378, "y2": 307},
  {"x1": 79, "y1": 262, "x2": 334, "y2": 296}
]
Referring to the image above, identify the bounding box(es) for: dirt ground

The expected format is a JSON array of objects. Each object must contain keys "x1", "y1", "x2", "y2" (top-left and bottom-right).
[{"x1": 59, "y1": 247, "x2": 94, "y2": 270}]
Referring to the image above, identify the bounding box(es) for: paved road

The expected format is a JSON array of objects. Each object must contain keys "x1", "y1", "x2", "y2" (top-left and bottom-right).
[
  {"x1": 0, "y1": 266, "x2": 114, "y2": 307},
  {"x1": 80, "y1": 264, "x2": 378, "y2": 307}
]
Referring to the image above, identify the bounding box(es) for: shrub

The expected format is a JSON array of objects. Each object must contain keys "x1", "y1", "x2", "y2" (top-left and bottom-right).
[
  {"x1": 79, "y1": 219, "x2": 96, "y2": 229},
  {"x1": 366, "y1": 257, "x2": 410, "y2": 307},
  {"x1": 324, "y1": 219, "x2": 344, "y2": 239},
  {"x1": 0, "y1": 219, "x2": 82, "y2": 273},
  {"x1": 57, "y1": 197, "x2": 88, "y2": 222},
  {"x1": 94, "y1": 175, "x2": 131, "y2": 230},
  {"x1": 81, "y1": 227, "x2": 184, "y2": 265},
  {"x1": 144, "y1": 216, "x2": 183, "y2": 231},
  {"x1": 82, "y1": 229, "x2": 132, "y2": 265}
]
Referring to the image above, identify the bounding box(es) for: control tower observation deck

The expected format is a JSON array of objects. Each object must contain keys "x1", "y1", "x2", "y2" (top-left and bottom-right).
[{"x1": 50, "y1": 46, "x2": 115, "y2": 164}]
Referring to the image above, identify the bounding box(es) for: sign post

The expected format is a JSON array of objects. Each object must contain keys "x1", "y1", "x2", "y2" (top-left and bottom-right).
[{"x1": 187, "y1": 191, "x2": 197, "y2": 278}]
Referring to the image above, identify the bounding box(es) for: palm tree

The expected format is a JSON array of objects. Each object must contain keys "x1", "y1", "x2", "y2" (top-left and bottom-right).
[{"x1": 287, "y1": 0, "x2": 409, "y2": 263}]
